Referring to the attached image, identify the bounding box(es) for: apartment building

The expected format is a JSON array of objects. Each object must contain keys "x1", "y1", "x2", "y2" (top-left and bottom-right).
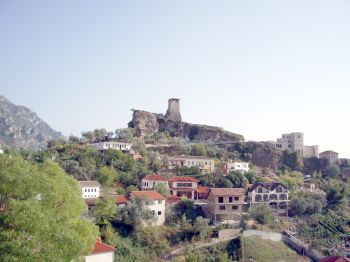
[
  {"x1": 78, "y1": 181, "x2": 101, "y2": 199},
  {"x1": 168, "y1": 176, "x2": 199, "y2": 200},
  {"x1": 141, "y1": 174, "x2": 169, "y2": 191},
  {"x1": 167, "y1": 155, "x2": 215, "y2": 173},
  {"x1": 90, "y1": 141, "x2": 132, "y2": 151},
  {"x1": 221, "y1": 160, "x2": 250, "y2": 174}
]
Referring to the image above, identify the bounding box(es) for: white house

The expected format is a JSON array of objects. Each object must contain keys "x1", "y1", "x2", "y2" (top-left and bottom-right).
[
  {"x1": 85, "y1": 239, "x2": 115, "y2": 262},
  {"x1": 130, "y1": 191, "x2": 166, "y2": 226},
  {"x1": 90, "y1": 141, "x2": 132, "y2": 151},
  {"x1": 141, "y1": 174, "x2": 169, "y2": 191},
  {"x1": 168, "y1": 176, "x2": 199, "y2": 200},
  {"x1": 222, "y1": 160, "x2": 250, "y2": 174},
  {"x1": 78, "y1": 181, "x2": 101, "y2": 199}
]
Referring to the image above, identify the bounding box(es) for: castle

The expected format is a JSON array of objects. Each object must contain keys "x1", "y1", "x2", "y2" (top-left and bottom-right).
[{"x1": 165, "y1": 98, "x2": 182, "y2": 122}]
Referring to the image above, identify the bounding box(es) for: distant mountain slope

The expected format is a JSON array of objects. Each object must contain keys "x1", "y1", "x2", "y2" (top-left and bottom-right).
[{"x1": 0, "y1": 95, "x2": 64, "y2": 151}]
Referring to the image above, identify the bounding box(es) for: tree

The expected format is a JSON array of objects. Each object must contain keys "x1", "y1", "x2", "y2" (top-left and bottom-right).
[
  {"x1": 193, "y1": 217, "x2": 212, "y2": 241},
  {"x1": 227, "y1": 171, "x2": 249, "y2": 188},
  {"x1": 250, "y1": 204, "x2": 272, "y2": 229},
  {"x1": 325, "y1": 180, "x2": 348, "y2": 210},
  {"x1": 325, "y1": 164, "x2": 341, "y2": 179},
  {"x1": 153, "y1": 183, "x2": 170, "y2": 198},
  {"x1": 93, "y1": 196, "x2": 117, "y2": 225},
  {"x1": 0, "y1": 154, "x2": 98, "y2": 261},
  {"x1": 289, "y1": 197, "x2": 307, "y2": 216},
  {"x1": 98, "y1": 166, "x2": 117, "y2": 187},
  {"x1": 115, "y1": 128, "x2": 135, "y2": 142},
  {"x1": 277, "y1": 171, "x2": 304, "y2": 189}
]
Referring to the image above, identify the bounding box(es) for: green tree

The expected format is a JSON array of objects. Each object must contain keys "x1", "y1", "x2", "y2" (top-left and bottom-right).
[
  {"x1": 193, "y1": 217, "x2": 212, "y2": 241},
  {"x1": 98, "y1": 166, "x2": 117, "y2": 186},
  {"x1": 325, "y1": 164, "x2": 341, "y2": 179},
  {"x1": 250, "y1": 204, "x2": 273, "y2": 229},
  {"x1": 289, "y1": 197, "x2": 307, "y2": 216},
  {"x1": 227, "y1": 171, "x2": 249, "y2": 188},
  {"x1": 153, "y1": 183, "x2": 170, "y2": 198},
  {"x1": 0, "y1": 154, "x2": 98, "y2": 261},
  {"x1": 93, "y1": 196, "x2": 117, "y2": 225},
  {"x1": 325, "y1": 180, "x2": 348, "y2": 210}
]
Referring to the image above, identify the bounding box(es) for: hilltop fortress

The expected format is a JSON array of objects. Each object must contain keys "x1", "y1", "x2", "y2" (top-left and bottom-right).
[{"x1": 131, "y1": 98, "x2": 244, "y2": 143}]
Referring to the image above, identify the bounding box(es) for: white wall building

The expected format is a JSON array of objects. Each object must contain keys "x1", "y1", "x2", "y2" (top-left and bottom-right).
[
  {"x1": 130, "y1": 191, "x2": 166, "y2": 226},
  {"x1": 222, "y1": 160, "x2": 250, "y2": 174},
  {"x1": 78, "y1": 181, "x2": 101, "y2": 199},
  {"x1": 167, "y1": 155, "x2": 215, "y2": 173},
  {"x1": 141, "y1": 174, "x2": 169, "y2": 191},
  {"x1": 90, "y1": 141, "x2": 132, "y2": 151},
  {"x1": 85, "y1": 239, "x2": 115, "y2": 262}
]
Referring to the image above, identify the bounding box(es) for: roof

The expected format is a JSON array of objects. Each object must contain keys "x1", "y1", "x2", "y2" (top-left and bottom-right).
[
  {"x1": 209, "y1": 188, "x2": 246, "y2": 196},
  {"x1": 320, "y1": 150, "x2": 339, "y2": 155},
  {"x1": 248, "y1": 182, "x2": 288, "y2": 192},
  {"x1": 142, "y1": 174, "x2": 168, "y2": 182},
  {"x1": 168, "y1": 176, "x2": 199, "y2": 183},
  {"x1": 115, "y1": 195, "x2": 129, "y2": 204},
  {"x1": 91, "y1": 239, "x2": 115, "y2": 254},
  {"x1": 320, "y1": 256, "x2": 350, "y2": 262},
  {"x1": 130, "y1": 191, "x2": 165, "y2": 201},
  {"x1": 78, "y1": 181, "x2": 101, "y2": 188},
  {"x1": 167, "y1": 195, "x2": 181, "y2": 203},
  {"x1": 168, "y1": 155, "x2": 214, "y2": 160},
  {"x1": 197, "y1": 186, "x2": 210, "y2": 194}
]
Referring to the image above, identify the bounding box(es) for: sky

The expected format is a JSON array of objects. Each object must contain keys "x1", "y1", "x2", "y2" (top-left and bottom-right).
[{"x1": 0, "y1": 1, "x2": 350, "y2": 157}]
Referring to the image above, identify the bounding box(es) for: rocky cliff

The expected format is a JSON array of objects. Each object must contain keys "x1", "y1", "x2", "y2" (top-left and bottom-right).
[
  {"x1": 0, "y1": 95, "x2": 64, "y2": 151},
  {"x1": 131, "y1": 110, "x2": 244, "y2": 143}
]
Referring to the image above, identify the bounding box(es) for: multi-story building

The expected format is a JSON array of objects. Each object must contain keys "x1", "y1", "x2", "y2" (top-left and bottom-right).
[
  {"x1": 168, "y1": 176, "x2": 199, "y2": 200},
  {"x1": 203, "y1": 188, "x2": 246, "y2": 224},
  {"x1": 85, "y1": 239, "x2": 115, "y2": 262},
  {"x1": 78, "y1": 181, "x2": 101, "y2": 199},
  {"x1": 141, "y1": 174, "x2": 169, "y2": 191},
  {"x1": 90, "y1": 141, "x2": 132, "y2": 151},
  {"x1": 167, "y1": 155, "x2": 215, "y2": 173},
  {"x1": 247, "y1": 182, "x2": 289, "y2": 216},
  {"x1": 319, "y1": 150, "x2": 339, "y2": 164},
  {"x1": 275, "y1": 132, "x2": 319, "y2": 158},
  {"x1": 221, "y1": 160, "x2": 250, "y2": 174}
]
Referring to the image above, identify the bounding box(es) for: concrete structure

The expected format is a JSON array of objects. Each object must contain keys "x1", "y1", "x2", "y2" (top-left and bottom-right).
[
  {"x1": 247, "y1": 182, "x2": 289, "y2": 216},
  {"x1": 319, "y1": 150, "x2": 339, "y2": 164},
  {"x1": 275, "y1": 132, "x2": 319, "y2": 158},
  {"x1": 0, "y1": 147, "x2": 3, "y2": 154},
  {"x1": 78, "y1": 181, "x2": 101, "y2": 199},
  {"x1": 221, "y1": 160, "x2": 250, "y2": 174},
  {"x1": 203, "y1": 188, "x2": 246, "y2": 224},
  {"x1": 165, "y1": 98, "x2": 182, "y2": 122},
  {"x1": 90, "y1": 141, "x2": 132, "y2": 151},
  {"x1": 115, "y1": 195, "x2": 129, "y2": 207},
  {"x1": 85, "y1": 239, "x2": 115, "y2": 262},
  {"x1": 168, "y1": 176, "x2": 199, "y2": 200},
  {"x1": 130, "y1": 191, "x2": 165, "y2": 226},
  {"x1": 167, "y1": 155, "x2": 215, "y2": 174},
  {"x1": 141, "y1": 174, "x2": 169, "y2": 191}
]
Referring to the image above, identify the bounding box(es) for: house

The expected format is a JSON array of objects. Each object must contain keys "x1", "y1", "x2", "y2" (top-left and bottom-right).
[
  {"x1": 320, "y1": 256, "x2": 350, "y2": 262},
  {"x1": 90, "y1": 141, "x2": 132, "y2": 152},
  {"x1": 221, "y1": 160, "x2": 250, "y2": 174},
  {"x1": 115, "y1": 195, "x2": 129, "y2": 207},
  {"x1": 141, "y1": 174, "x2": 169, "y2": 191},
  {"x1": 85, "y1": 238, "x2": 115, "y2": 262},
  {"x1": 197, "y1": 186, "x2": 210, "y2": 200},
  {"x1": 247, "y1": 182, "x2": 289, "y2": 216},
  {"x1": 78, "y1": 181, "x2": 101, "y2": 199},
  {"x1": 168, "y1": 176, "x2": 199, "y2": 200},
  {"x1": 167, "y1": 155, "x2": 215, "y2": 173},
  {"x1": 203, "y1": 188, "x2": 246, "y2": 224},
  {"x1": 319, "y1": 150, "x2": 339, "y2": 164}
]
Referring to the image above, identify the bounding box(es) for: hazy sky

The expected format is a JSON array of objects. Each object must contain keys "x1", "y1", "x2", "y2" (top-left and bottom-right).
[{"x1": 1, "y1": 1, "x2": 350, "y2": 157}]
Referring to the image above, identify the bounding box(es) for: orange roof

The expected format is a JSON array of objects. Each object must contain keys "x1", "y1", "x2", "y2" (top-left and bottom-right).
[
  {"x1": 142, "y1": 174, "x2": 168, "y2": 182},
  {"x1": 91, "y1": 239, "x2": 115, "y2": 254},
  {"x1": 115, "y1": 195, "x2": 129, "y2": 204},
  {"x1": 209, "y1": 188, "x2": 246, "y2": 196},
  {"x1": 130, "y1": 191, "x2": 165, "y2": 201},
  {"x1": 197, "y1": 186, "x2": 210, "y2": 194},
  {"x1": 167, "y1": 195, "x2": 181, "y2": 203},
  {"x1": 168, "y1": 176, "x2": 199, "y2": 183}
]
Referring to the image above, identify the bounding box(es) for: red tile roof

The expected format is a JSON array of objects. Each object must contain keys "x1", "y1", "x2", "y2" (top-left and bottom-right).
[
  {"x1": 167, "y1": 195, "x2": 181, "y2": 203},
  {"x1": 320, "y1": 256, "x2": 350, "y2": 262},
  {"x1": 91, "y1": 239, "x2": 115, "y2": 254},
  {"x1": 115, "y1": 195, "x2": 129, "y2": 204},
  {"x1": 197, "y1": 186, "x2": 210, "y2": 194},
  {"x1": 209, "y1": 188, "x2": 246, "y2": 196},
  {"x1": 142, "y1": 174, "x2": 168, "y2": 182},
  {"x1": 130, "y1": 191, "x2": 165, "y2": 201},
  {"x1": 168, "y1": 176, "x2": 199, "y2": 183}
]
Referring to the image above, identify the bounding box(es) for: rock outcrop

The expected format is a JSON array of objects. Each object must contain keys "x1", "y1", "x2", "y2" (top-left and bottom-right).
[{"x1": 0, "y1": 95, "x2": 64, "y2": 151}]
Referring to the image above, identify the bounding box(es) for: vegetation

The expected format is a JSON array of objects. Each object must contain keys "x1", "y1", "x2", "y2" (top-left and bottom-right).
[{"x1": 249, "y1": 204, "x2": 273, "y2": 229}]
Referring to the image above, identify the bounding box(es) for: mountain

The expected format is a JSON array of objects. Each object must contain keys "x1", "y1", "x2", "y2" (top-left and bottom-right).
[{"x1": 0, "y1": 95, "x2": 64, "y2": 151}]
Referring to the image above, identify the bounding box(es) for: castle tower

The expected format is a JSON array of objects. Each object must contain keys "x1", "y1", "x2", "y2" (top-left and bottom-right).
[{"x1": 165, "y1": 98, "x2": 182, "y2": 122}]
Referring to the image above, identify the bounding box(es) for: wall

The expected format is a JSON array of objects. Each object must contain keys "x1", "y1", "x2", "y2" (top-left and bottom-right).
[{"x1": 85, "y1": 252, "x2": 114, "y2": 262}]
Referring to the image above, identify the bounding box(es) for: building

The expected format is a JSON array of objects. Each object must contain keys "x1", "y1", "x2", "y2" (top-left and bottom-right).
[
  {"x1": 115, "y1": 195, "x2": 129, "y2": 207},
  {"x1": 222, "y1": 160, "x2": 250, "y2": 174},
  {"x1": 203, "y1": 188, "x2": 246, "y2": 224},
  {"x1": 247, "y1": 182, "x2": 289, "y2": 216},
  {"x1": 167, "y1": 155, "x2": 215, "y2": 173},
  {"x1": 90, "y1": 141, "x2": 132, "y2": 151},
  {"x1": 165, "y1": 98, "x2": 182, "y2": 122},
  {"x1": 168, "y1": 176, "x2": 199, "y2": 200},
  {"x1": 319, "y1": 150, "x2": 339, "y2": 164},
  {"x1": 141, "y1": 174, "x2": 169, "y2": 191},
  {"x1": 85, "y1": 239, "x2": 115, "y2": 262},
  {"x1": 78, "y1": 181, "x2": 101, "y2": 199},
  {"x1": 0, "y1": 147, "x2": 3, "y2": 154},
  {"x1": 275, "y1": 132, "x2": 319, "y2": 158}
]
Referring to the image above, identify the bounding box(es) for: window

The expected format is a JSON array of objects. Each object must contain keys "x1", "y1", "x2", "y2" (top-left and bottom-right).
[
  {"x1": 232, "y1": 206, "x2": 238, "y2": 210},
  {"x1": 158, "y1": 211, "x2": 162, "y2": 215},
  {"x1": 146, "y1": 201, "x2": 149, "y2": 205},
  {"x1": 234, "y1": 196, "x2": 239, "y2": 201},
  {"x1": 229, "y1": 197, "x2": 233, "y2": 203},
  {"x1": 177, "y1": 183, "x2": 192, "y2": 187},
  {"x1": 152, "y1": 210, "x2": 155, "y2": 215},
  {"x1": 219, "y1": 206, "x2": 225, "y2": 210},
  {"x1": 218, "y1": 197, "x2": 224, "y2": 203},
  {"x1": 158, "y1": 200, "x2": 162, "y2": 204},
  {"x1": 85, "y1": 189, "x2": 87, "y2": 192},
  {"x1": 88, "y1": 189, "x2": 90, "y2": 192}
]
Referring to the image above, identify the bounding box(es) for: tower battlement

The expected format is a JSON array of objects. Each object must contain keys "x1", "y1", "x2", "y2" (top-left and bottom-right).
[{"x1": 165, "y1": 98, "x2": 182, "y2": 122}]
